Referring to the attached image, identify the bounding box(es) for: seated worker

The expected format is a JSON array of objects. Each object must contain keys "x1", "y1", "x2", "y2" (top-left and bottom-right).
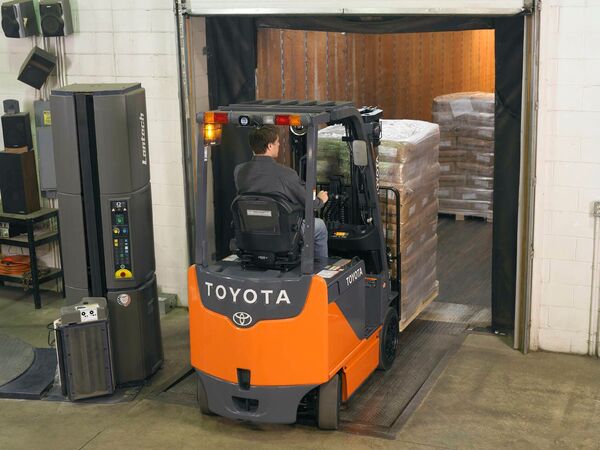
[{"x1": 234, "y1": 125, "x2": 329, "y2": 260}]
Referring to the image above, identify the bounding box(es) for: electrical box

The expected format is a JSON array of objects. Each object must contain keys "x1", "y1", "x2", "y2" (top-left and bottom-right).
[{"x1": 34, "y1": 100, "x2": 56, "y2": 198}]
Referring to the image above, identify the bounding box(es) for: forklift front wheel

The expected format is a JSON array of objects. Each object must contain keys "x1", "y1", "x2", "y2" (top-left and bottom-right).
[
  {"x1": 378, "y1": 307, "x2": 399, "y2": 371},
  {"x1": 317, "y1": 373, "x2": 341, "y2": 430},
  {"x1": 197, "y1": 377, "x2": 214, "y2": 416}
]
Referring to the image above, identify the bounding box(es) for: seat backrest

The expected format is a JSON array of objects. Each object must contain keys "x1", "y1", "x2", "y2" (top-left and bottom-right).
[{"x1": 231, "y1": 193, "x2": 303, "y2": 269}]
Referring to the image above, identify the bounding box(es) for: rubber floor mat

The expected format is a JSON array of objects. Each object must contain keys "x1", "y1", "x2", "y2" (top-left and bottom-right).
[
  {"x1": 0, "y1": 348, "x2": 56, "y2": 399},
  {"x1": 158, "y1": 370, "x2": 198, "y2": 407}
]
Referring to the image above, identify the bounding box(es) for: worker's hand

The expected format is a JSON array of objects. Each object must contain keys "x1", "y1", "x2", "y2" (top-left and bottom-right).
[{"x1": 317, "y1": 190, "x2": 329, "y2": 204}]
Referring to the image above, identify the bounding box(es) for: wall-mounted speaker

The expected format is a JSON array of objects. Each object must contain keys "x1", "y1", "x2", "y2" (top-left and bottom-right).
[
  {"x1": 0, "y1": 148, "x2": 41, "y2": 214},
  {"x1": 1, "y1": 112, "x2": 33, "y2": 150},
  {"x1": 1, "y1": 0, "x2": 37, "y2": 38},
  {"x1": 17, "y1": 46, "x2": 56, "y2": 89},
  {"x1": 40, "y1": 0, "x2": 72, "y2": 37},
  {"x1": 3, "y1": 99, "x2": 19, "y2": 114}
]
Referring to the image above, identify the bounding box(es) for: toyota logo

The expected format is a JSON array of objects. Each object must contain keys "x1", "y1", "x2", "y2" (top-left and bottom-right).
[{"x1": 232, "y1": 311, "x2": 253, "y2": 327}]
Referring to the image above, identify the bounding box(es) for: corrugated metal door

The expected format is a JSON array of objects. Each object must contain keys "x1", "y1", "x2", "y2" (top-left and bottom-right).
[{"x1": 185, "y1": 0, "x2": 532, "y2": 16}]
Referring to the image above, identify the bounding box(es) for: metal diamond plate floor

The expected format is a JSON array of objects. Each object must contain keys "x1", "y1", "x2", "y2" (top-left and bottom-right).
[
  {"x1": 339, "y1": 318, "x2": 467, "y2": 431},
  {"x1": 158, "y1": 313, "x2": 474, "y2": 437}
]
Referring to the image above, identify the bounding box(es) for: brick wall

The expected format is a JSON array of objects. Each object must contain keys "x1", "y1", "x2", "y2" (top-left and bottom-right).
[
  {"x1": 531, "y1": 0, "x2": 600, "y2": 353},
  {"x1": 0, "y1": 1, "x2": 190, "y2": 304}
]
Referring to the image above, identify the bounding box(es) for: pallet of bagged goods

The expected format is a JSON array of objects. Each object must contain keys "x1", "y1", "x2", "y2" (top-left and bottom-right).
[
  {"x1": 318, "y1": 120, "x2": 440, "y2": 329},
  {"x1": 432, "y1": 92, "x2": 495, "y2": 221}
]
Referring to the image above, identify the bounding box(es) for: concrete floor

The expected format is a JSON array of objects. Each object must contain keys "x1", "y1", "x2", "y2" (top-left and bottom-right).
[{"x1": 1, "y1": 289, "x2": 600, "y2": 450}]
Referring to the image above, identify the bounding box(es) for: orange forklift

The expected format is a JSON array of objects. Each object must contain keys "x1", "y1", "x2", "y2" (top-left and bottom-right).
[{"x1": 188, "y1": 101, "x2": 401, "y2": 429}]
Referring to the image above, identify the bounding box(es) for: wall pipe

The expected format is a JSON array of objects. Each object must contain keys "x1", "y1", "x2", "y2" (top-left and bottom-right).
[{"x1": 589, "y1": 212, "x2": 600, "y2": 356}]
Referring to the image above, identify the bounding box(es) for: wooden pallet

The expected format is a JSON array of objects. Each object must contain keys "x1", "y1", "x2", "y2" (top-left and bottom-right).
[
  {"x1": 439, "y1": 211, "x2": 493, "y2": 223},
  {"x1": 400, "y1": 282, "x2": 439, "y2": 332}
]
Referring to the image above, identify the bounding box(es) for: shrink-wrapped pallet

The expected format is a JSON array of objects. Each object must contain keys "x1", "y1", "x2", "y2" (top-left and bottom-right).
[
  {"x1": 432, "y1": 92, "x2": 495, "y2": 220},
  {"x1": 318, "y1": 120, "x2": 440, "y2": 328}
]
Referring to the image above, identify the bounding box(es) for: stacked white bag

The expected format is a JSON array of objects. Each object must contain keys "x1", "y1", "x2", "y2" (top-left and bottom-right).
[
  {"x1": 432, "y1": 92, "x2": 495, "y2": 220},
  {"x1": 318, "y1": 119, "x2": 440, "y2": 327}
]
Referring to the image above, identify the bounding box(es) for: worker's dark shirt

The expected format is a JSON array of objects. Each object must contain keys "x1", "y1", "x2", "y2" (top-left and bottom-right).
[{"x1": 234, "y1": 155, "x2": 323, "y2": 210}]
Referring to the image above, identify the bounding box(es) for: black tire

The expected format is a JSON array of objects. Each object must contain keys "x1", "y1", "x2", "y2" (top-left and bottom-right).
[
  {"x1": 197, "y1": 378, "x2": 214, "y2": 416},
  {"x1": 317, "y1": 373, "x2": 341, "y2": 430},
  {"x1": 378, "y1": 307, "x2": 399, "y2": 371}
]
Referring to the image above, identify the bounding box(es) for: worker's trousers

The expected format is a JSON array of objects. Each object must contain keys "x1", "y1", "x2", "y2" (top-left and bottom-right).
[{"x1": 302, "y1": 218, "x2": 329, "y2": 261}]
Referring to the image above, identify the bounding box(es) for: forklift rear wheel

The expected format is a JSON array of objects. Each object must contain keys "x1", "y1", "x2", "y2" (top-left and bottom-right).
[
  {"x1": 378, "y1": 307, "x2": 399, "y2": 370},
  {"x1": 197, "y1": 378, "x2": 214, "y2": 415},
  {"x1": 317, "y1": 373, "x2": 341, "y2": 430}
]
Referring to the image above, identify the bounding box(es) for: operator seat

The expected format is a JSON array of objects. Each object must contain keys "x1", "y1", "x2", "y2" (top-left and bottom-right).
[{"x1": 231, "y1": 193, "x2": 304, "y2": 270}]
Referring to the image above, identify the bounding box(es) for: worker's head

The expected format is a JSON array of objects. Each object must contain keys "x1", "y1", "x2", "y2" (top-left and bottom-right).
[{"x1": 249, "y1": 125, "x2": 280, "y2": 158}]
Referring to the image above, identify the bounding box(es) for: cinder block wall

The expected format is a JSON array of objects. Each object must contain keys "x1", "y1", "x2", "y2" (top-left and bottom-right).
[
  {"x1": 0, "y1": 1, "x2": 190, "y2": 304},
  {"x1": 532, "y1": 0, "x2": 600, "y2": 353}
]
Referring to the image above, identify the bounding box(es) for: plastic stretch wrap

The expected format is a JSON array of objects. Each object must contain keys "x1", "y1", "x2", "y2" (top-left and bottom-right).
[
  {"x1": 432, "y1": 92, "x2": 495, "y2": 219},
  {"x1": 318, "y1": 119, "x2": 440, "y2": 325}
]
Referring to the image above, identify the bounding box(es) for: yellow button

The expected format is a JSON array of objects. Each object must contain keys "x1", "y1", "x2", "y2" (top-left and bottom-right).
[
  {"x1": 113, "y1": 228, "x2": 119, "y2": 234},
  {"x1": 115, "y1": 269, "x2": 133, "y2": 279}
]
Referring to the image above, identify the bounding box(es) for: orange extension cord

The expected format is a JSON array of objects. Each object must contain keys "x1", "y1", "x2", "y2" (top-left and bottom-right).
[{"x1": 0, "y1": 255, "x2": 31, "y2": 276}]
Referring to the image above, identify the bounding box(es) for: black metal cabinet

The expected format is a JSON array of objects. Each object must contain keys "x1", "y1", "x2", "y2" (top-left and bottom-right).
[{"x1": 0, "y1": 208, "x2": 65, "y2": 309}]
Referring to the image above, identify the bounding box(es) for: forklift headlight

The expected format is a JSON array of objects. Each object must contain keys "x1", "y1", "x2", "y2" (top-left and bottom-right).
[{"x1": 290, "y1": 125, "x2": 307, "y2": 136}]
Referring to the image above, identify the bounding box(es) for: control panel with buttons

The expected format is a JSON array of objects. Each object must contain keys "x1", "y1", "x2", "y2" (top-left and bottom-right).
[{"x1": 111, "y1": 200, "x2": 133, "y2": 279}]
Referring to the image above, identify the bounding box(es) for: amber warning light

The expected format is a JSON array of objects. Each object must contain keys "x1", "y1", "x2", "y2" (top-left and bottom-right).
[
  {"x1": 203, "y1": 123, "x2": 222, "y2": 145},
  {"x1": 203, "y1": 111, "x2": 228, "y2": 145},
  {"x1": 274, "y1": 114, "x2": 302, "y2": 126}
]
